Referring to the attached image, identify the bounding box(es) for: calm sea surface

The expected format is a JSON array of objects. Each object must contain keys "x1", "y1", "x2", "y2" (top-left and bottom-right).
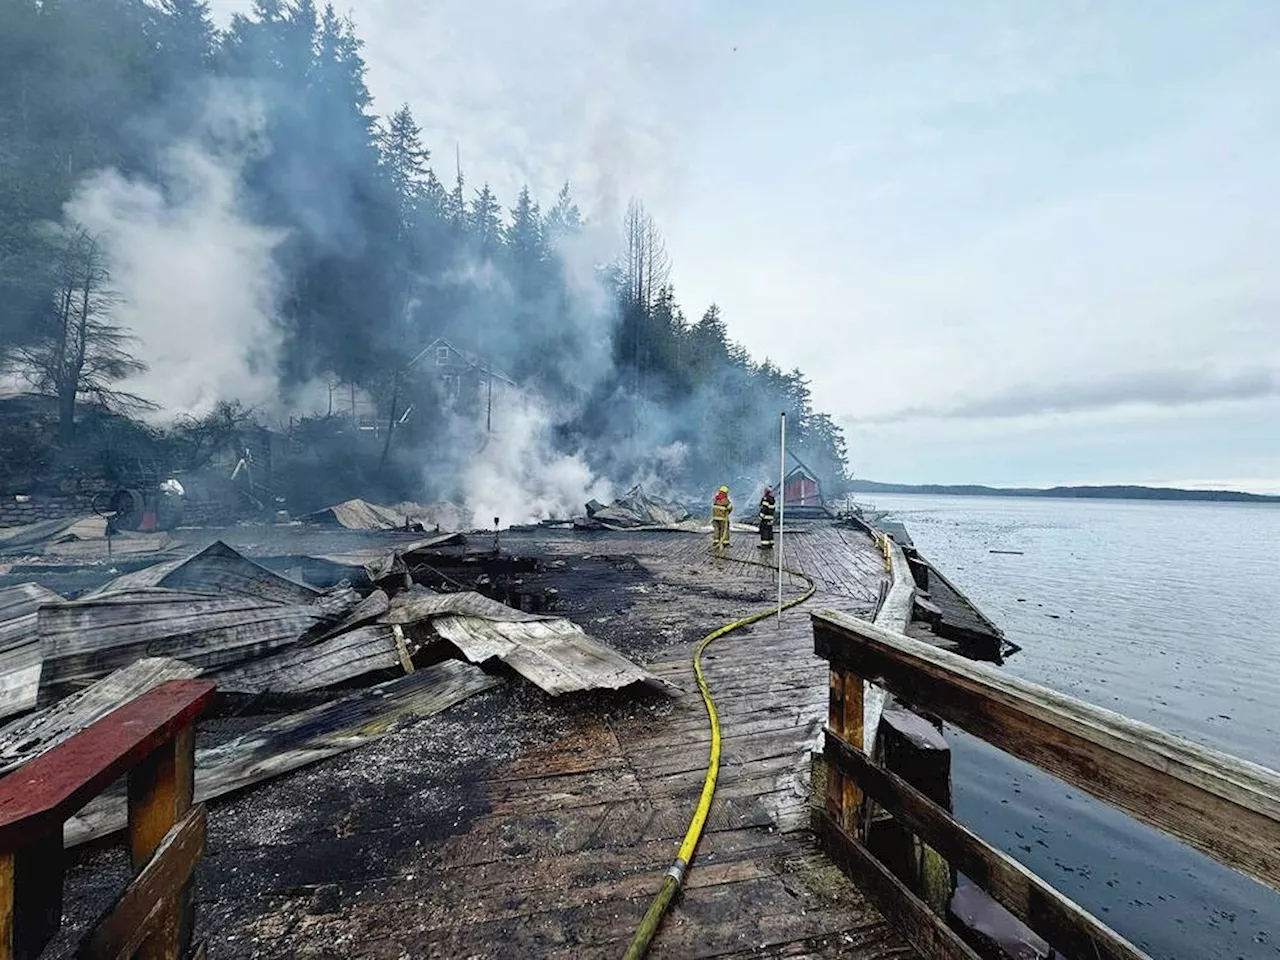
[{"x1": 865, "y1": 494, "x2": 1280, "y2": 959}]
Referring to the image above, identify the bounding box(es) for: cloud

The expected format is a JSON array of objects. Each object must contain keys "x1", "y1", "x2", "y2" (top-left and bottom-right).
[{"x1": 855, "y1": 366, "x2": 1280, "y2": 423}]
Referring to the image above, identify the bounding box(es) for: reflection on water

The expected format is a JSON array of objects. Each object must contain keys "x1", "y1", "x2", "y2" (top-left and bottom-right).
[{"x1": 868, "y1": 495, "x2": 1280, "y2": 960}]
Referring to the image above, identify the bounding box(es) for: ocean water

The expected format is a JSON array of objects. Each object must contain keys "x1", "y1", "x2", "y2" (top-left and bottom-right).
[{"x1": 865, "y1": 494, "x2": 1280, "y2": 959}]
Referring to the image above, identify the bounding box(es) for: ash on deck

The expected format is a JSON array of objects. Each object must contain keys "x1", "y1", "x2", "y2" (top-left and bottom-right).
[{"x1": 60, "y1": 522, "x2": 915, "y2": 959}]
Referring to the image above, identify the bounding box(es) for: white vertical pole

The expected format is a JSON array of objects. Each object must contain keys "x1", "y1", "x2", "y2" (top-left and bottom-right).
[{"x1": 778, "y1": 411, "x2": 786, "y2": 618}]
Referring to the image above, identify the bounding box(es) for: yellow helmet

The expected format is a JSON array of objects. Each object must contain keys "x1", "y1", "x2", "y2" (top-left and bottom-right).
[{"x1": 718, "y1": 486, "x2": 729, "y2": 493}]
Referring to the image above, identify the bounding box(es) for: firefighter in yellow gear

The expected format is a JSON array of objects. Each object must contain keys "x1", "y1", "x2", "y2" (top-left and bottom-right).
[
  {"x1": 711, "y1": 486, "x2": 733, "y2": 547},
  {"x1": 757, "y1": 487, "x2": 776, "y2": 548}
]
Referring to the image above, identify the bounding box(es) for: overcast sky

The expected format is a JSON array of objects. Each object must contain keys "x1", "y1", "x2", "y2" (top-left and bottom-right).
[{"x1": 208, "y1": 1, "x2": 1280, "y2": 492}]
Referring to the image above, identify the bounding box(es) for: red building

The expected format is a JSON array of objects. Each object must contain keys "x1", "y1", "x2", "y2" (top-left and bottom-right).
[{"x1": 782, "y1": 464, "x2": 823, "y2": 509}]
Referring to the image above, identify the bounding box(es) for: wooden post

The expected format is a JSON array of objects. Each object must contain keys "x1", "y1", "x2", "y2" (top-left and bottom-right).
[
  {"x1": 827, "y1": 666, "x2": 865, "y2": 834},
  {"x1": 0, "y1": 851, "x2": 12, "y2": 960},
  {"x1": 127, "y1": 725, "x2": 195, "y2": 960},
  {"x1": 0, "y1": 832, "x2": 64, "y2": 960},
  {"x1": 868, "y1": 705, "x2": 955, "y2": 915}
]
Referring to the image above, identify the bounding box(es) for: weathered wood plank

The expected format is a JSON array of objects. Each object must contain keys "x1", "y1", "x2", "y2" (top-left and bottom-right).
[
  {"x1": 128, "y1": 723, "x2": 196, "y2": 960},
  {"x1": 825, "y1": 731, "x2": 1150, "y2": 960},
  {"x1": 128, "y1": 724, "x2": 195, "y2": 869},
  {"x1": 0, "y1": 851, "x2": 12, "y2": 960},
  {"x1": 83, "y1": 805, "x2": 206, "y2": 960},
  {"x1": 818, "y1": 812, "x2": 981, "y2": 960},
  {"x1": 0, "y1": 833, "x2": 62, "y2": 960},
  {"x1": 814, "y1": 609, "x2": 1280, "y2": 893}
]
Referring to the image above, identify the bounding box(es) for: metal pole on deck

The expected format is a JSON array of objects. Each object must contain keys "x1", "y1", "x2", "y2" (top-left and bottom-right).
[{"x1": 777, "y1": 411, "x2": 786, "y2": 620}]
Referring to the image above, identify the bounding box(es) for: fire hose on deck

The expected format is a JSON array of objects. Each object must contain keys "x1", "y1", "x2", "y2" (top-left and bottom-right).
[{"x1": 622, "y1": 552, "x2": 818, "y2": 960}]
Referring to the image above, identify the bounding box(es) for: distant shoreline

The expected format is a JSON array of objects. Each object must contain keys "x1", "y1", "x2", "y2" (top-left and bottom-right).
[{"x1": 849, "y1": 480, "x2": 1280, "y2": 504}]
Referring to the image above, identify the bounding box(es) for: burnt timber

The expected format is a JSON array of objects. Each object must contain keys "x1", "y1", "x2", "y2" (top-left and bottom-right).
[
  {"x1": 31, "y1": 520, "x2": 929, "y2": 958},
  {"x1": 11, "y1": 507, "x2": 1280, "y2": 957}
]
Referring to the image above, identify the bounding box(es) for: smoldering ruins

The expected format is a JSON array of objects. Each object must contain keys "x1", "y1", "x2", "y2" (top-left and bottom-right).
[
  {"x1": 0, "y1": 1, "x2": 854, "y2": 534},
  {"x1": 0, "y1": 2, "x2": 885, "y2": 956}
]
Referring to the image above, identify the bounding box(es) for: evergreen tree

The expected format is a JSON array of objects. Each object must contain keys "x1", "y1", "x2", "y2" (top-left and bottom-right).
[
  {"x1": 505, "y1": 185, "x2": 544, "y2": 277},
  {"x1": 380, "y1": 103, "x2": 431, "y2": 234},
  {"x1": 543, "y1": 181, "x2": 581, "y2": 245},
  {"x1": 446, "y1": 153, "x2": 466, "y2": 231},
  {"x1": 469, "y1": 183, "x2": 503, "y2": 255}
]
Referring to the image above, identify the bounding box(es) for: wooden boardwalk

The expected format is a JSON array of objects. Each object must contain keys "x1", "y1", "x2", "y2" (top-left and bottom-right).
[{"x1": 201, "y1": 521, "x2": 911, "y2": 957}]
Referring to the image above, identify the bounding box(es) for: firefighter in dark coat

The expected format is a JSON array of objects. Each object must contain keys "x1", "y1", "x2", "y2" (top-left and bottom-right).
[{"x1": 757, "y1": 487, "x2": 776, "y2": 548}]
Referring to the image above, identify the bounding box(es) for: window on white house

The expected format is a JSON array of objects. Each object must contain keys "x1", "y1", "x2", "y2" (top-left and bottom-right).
[{"x1": 436, "y1": 346, "x2": 450, "y2": 364}]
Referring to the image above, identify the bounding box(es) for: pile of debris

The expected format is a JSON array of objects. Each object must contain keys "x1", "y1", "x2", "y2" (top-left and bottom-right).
[
  {"x1": 0, "y1": 534, "x2": 661, "y2": 847},
  {"x1": 581, "y1": 485, "x2": 692, "y2": 529},
  {"x1": 0, "y1": 514, "x2": 173, "y2": 569},
  {"x1": 301, "y1": 497, "x2": 471, "y2": 534},
  {"x1": 575, "y1": 485, "x2": 758, "y2": 534}
]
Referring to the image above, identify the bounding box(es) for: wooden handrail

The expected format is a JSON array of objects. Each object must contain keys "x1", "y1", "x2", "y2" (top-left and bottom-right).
[
  {"x1": 824, "y1": 730, "x2": 1146, "y2": 960},
  {"x1": 0, "y1": 682, "x2": 214, "y2": 848},
  {"x1": 812, "y1": 609, "x2": 1280, "y2": 893},
  {"x1": 0, "y1": 680, "x2": 214, "y2": 960}
]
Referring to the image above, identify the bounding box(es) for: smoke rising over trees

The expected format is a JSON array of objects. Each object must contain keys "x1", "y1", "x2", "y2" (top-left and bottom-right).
[{"x1": 0, "y1": 0, "x2": 851, "y2": 515}]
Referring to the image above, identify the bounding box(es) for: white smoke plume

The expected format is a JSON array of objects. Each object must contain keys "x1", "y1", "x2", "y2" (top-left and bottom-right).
[
  {"x1": 461, "y1": 394, "x2": 613, "y2": 527},
  {"x1": 65, "y1": 89, "x2": 286, "y2": 420}
]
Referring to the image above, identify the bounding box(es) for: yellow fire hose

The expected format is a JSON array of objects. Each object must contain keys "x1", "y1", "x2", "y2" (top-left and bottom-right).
[{"x1": 622, "y1": 552, "x2": 817, "y2": 960}]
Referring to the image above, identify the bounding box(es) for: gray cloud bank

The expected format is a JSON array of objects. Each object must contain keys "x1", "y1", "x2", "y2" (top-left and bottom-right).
[{"x1": 855, "y1": 365, "x2": 1280, "y2": 424}]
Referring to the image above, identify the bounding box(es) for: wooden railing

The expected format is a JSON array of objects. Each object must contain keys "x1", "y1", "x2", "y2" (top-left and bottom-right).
[
  {"x1": 0, "y1": 680, "x2": 215, "y2": 960},
  {"x1": 812, "y1": 609, "x2": 1280, "y2": 960}
]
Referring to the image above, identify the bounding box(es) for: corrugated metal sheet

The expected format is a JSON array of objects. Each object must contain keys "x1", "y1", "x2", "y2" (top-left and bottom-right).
[
  {"x1": 0, "y1": 656, "x2": 200, "y2": 774},
  {"x1": 303, "y1": 498, "x2": 415, "y2": 530},
  {"x1": 91, "y1": 540, "x2": 318, "y2": 603},
  {"x1": 0, "y1": 516, "x2": 93, "y2": 555},
  {"x1": 384, "y1": 590, "x2": 545, "y2": 624},
  {"x1": 37, "y1": 585, "x2": 359, "y2": 699},
  {"x1": 384, "y1": 590, "x2": 659, "y2": 695},
  {"x1": 432, "y1": 616, "x2": 656, "y2": 695},
  {"x1": 211, "y1": 624, "x2": 404, "y2": 693},
  {"x1": 0, "y1": 583, "x2": 63, "y2": 720}
]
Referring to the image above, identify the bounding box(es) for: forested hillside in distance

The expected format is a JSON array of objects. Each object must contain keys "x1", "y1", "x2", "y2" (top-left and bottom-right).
[{"x1": 0, "y1": 0, "x2": 850, "y2": 508}]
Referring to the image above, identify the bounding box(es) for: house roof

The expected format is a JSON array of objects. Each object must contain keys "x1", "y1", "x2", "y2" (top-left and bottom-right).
[
  {"x1": 785, "y1": 449, "x2": 822, "y2": 481},
  {"x1": 408, "y1": 338, "x2": 516, "y2": 387}
]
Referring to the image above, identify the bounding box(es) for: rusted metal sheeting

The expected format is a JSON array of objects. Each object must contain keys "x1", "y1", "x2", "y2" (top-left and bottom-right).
[
  {"x1": 37, "y1": 585, "x2": 360, "y2": 700},
  {"x1": 64, "y1": 660, "x2": 501, "y2": 847},
  {"x1": 385, "y1": 590, "x2": 659, "y2": 695},
  {"x1": 0, "y1": 656, "x2": 201, "y2": 775},
  {"x1": 0, "y1": 583, "x2": 63, "y2": 720}
]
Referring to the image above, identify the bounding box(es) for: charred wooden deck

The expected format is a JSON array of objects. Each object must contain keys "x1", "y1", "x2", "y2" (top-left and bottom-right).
[{"x1": 57, "y1": 521, "x2": 916, "y2": 958}]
